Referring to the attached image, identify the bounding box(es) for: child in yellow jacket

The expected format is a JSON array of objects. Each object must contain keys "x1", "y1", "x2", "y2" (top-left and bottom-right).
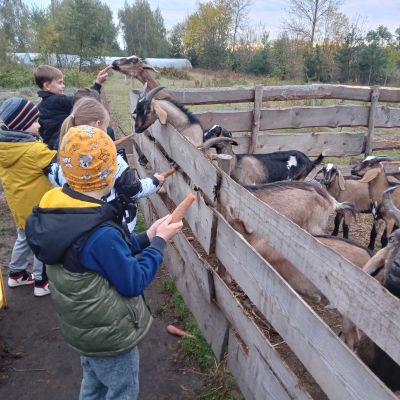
[{"x1": 0, "y1": 97, "x2": 56, "y2": 296}]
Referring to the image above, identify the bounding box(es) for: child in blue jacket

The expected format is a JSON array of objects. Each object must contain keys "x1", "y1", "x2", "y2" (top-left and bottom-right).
[{"x1": 26, "y1": 125, "x2": 182, "y2": 399}]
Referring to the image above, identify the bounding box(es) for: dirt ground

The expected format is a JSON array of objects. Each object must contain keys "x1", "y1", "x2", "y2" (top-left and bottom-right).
[{"x1": 0, "y1": 192, "x2": 205, "y2": 400}]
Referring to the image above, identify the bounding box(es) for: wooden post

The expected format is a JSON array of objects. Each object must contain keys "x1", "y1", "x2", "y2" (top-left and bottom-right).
[
  {"x1": 249, "y1": 85, "x2": 263, "y2": 153},
  {"x1": 365, "y1": 85, "x2": 380, "y2": 156},
  {"x1": 216, "y1": 154, "x2": 233, "y2": 175}
]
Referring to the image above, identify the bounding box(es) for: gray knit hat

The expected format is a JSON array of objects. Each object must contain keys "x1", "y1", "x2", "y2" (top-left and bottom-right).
[{"x1": 0, "y1": 97, "x2": 39, "y2": 131}]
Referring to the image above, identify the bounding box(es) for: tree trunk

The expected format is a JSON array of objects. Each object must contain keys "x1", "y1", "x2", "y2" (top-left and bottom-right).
[{"x1": 310, "y1": 0, "x2": 319, "y2": 47}]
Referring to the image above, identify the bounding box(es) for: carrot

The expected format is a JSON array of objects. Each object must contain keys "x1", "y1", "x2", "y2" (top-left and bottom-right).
[
  {"x1": 170, "y1": 193, "x2": 196, "y2": 223},
  {"x1": 102, "y1": 65, "x2": 113, "y2": 73},
  {"x1": 166, "y1": 324, "x2": 195, "y2": 339},
  {"x1": 160, "y1": 167, "x2": 176, "y2": 178}
]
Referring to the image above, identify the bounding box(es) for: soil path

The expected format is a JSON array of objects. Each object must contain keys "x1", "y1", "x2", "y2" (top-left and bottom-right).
[{"x1": 0, "y1": 194, "x2": 204, "y2": 400}]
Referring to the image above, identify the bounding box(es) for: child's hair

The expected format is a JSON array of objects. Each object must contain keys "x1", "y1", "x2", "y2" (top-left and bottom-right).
[
  {"x1": 73, "y1": 88, "x2": 101, "y2": 105},
  {"x1": 59, "y1": 97, "x2": 109, "y2": 146},
  {"x1": 34, "y1": 65, "x2": 63, "y2": 88}
]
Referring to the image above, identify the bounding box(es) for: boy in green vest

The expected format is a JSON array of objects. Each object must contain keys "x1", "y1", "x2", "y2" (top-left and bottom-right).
[{"x1": 26, "y1": 124, "x2": 182, "y2": 399}]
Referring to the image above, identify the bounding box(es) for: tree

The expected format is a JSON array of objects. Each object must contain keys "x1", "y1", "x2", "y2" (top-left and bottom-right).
[
  {"x1": 0, "y1": 0, "x2": 31, "y2": 52},
  {"x1": 184, "y1": 0, "x2": 232, "y2": 69},
  {"x1": 358, "y1": 27, "x2": 391, "y2": 84},
  {"x1": 284, "y1": 0, "x2": 344, "y2": 47},
  {"x1": 230, "y1": 0, "x2": 251, "y2": 48},
  {"x1": 53, "y1": 0, "x2": 118, "y2": 69},
  {"x1": 168, "y1": 22, "x2": 186, "y2": 58},
  {"x1": 335, "y1": 22, "x2": 363, "y2": 82},
  {"x1": 118, "y1": 0, "x2": 169, "y2": 58}
]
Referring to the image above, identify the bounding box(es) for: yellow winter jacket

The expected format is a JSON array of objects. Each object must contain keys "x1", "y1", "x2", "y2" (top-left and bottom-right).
[{"x1": 0, "y1": 130, "x2": 56, "y2": 229}]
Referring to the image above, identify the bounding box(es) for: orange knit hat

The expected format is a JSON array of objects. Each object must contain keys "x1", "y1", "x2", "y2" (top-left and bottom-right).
[{"x1": 59, "y1": 125, "x2": 117, "y2": 192}]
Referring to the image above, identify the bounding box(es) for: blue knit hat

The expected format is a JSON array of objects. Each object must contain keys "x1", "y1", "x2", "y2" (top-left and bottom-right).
[{"x1": 0, "y1": 97, "x2": 39, "y2": 131}]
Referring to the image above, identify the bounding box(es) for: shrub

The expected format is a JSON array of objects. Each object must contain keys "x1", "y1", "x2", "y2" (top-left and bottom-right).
[
  {"x1": 63, "y1": 69, "x2": 94, "y2": 89},
  {"x1": 158, "y1": 67, "x2": 190, "y2": 80},
  {"x1": 0, "y1": 62, "x2": 34, "y2": 88}
]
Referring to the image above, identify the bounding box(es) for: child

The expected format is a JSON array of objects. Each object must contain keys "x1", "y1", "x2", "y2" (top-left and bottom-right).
[
  {"x1": 25, "y1": 125, "x2": 182, "y2": 399},
  {"x1": 34, "y1": 64, "x2": 110, "y2": 150},
  {"x1": 0, "y1": 97, "x2": 56, "y2": 296},
  {"x1": 73, "y1": 87, "x2": 135, "y2": 147},
  {"x1": 46, "y1": 97, "x2": 164, "y2": 232}
]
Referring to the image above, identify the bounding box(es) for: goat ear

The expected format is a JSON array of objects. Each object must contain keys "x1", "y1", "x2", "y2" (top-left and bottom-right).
[
  {"x1": 359, "y1": 168, "x2": 380, "y2": 183},
  {"x1": 242, "y1": 221, "x2": 254, "y2": 235},
  {"x1": 338, "y1": 172, "x2": 346, "y2": 190},
  {"x1": 152, "y1": 101, "x2": 168, "y2": 125},
  {"x1": 363, "y1": 247, "x2": 387, "y2": 276}
]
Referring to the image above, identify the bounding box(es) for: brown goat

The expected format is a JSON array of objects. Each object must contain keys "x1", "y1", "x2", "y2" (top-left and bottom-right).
[
  {"x1": 221, "y1": 181, "x2": 355, "y2": 300},
  {"x1": 321, "y1": 163, "x2": 379, "y2": 249},
  {"x1": 359, "y1": 164, "x2": 400, "y2": 249},
  {"x1": 343, "y1": 188, "x2": 400, "y2": 392}
]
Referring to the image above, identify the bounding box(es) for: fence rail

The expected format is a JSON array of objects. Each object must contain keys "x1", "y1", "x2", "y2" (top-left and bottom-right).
[{"x1": 127, "y1": 84, "x2": 400, "y2": 399}]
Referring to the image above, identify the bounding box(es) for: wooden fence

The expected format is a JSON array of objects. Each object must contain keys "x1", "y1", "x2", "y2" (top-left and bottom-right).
[{"x1": 127, "y1": 84, "x2": 400, "y2": 400}]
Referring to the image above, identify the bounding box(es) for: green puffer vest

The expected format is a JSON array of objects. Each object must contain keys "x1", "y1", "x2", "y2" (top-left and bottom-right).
[{"x1": 47, "y1": 264, "x2": 153, "y2": 357}]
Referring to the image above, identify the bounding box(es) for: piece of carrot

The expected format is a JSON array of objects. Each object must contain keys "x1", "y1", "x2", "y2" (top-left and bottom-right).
[
  {"x1": 166, "y1": 324, "x2": 195, "y2": 339},
  {"x1": 160, "y1": 167, "x2": 176, "y2": 178},
  {"x1": 102, "y1": 65, "x2": 113, "y2": 72},
  {"x1": 170, "y1": 193, "x2": 196, "y2": 223}
]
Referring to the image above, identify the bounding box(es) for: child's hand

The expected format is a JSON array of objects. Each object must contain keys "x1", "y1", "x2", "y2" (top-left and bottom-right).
[
  {"x1": 153, "y1": 172, "x2": 165, "y2": 187},
  {"x1": 147, "y1": 215, "x2": 170, "y2": 240},
  {"x1": 149, "y1": 215, "x2": 183, "y2": 242},
  {"x1": 96, "y1": 65, "x2": 112, "y2": 85}
]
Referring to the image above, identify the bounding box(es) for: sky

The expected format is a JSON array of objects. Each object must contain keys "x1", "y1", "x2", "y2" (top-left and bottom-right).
[{"x1": 25, "y1": 0, "x2": 400, "y2": 42}]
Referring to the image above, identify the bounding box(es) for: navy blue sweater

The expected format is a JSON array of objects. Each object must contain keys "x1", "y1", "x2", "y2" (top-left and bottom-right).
[{"x1": 80, "y1": 227, "x2": 166, "y2": 297}]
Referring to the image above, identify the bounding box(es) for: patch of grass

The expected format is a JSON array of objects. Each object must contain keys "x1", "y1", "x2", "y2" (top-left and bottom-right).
[
  {"x1": 162, "y1": 279, "x2": 241, "y2": 398},
  {"x1": 134, "y1": 214, "x2": 147, "y2": 233},
  {"x1": 154, "y1": 304, "x2": 165, "y2": 316},
  {"x1": 163, "y1": 279, "x2": 213, "y2": 368}
]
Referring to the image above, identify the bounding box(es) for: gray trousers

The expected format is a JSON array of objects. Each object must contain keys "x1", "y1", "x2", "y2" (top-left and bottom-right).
[
  {"x1": 9, "y1": 228, "x2": 43, "y2": 281},
  {"x1": 79, "y1": 346, "x2": 139, "y2": 400}
]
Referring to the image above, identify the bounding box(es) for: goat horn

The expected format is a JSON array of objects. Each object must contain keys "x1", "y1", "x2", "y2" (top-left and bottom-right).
[
  {"x1": 138, "y1": 82, "x2": 148, "y2": 99},
  {"x1": 199, "y1": 137, "x2": 239, "y2": 150},
  {"x1": 382, "y1": 186, "x2": 400, "y2": 226},
  {"x1": 145, "y1": 86, "x2": 166, "y2": 102}
]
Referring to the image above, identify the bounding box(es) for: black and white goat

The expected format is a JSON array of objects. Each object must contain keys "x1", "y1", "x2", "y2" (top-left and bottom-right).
[{"x1": 201, "y1": 136, "x2": 324, "y2": 185}]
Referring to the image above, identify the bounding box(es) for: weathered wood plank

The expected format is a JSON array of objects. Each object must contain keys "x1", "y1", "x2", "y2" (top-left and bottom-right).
[
  {"x1": 195, "y1": 105, "x2": 400, "y2": 132},
  {"x1": 365, "y1": 86, "x2": 381, "y2": 156},
  {"x1": 168, "y1": 84, "x2": 400, "y2": 105},
  {"x1": 218, "y1": 173, "x2": 400, "y2": 367},
  {"x1": 373, "y1": 135, "x2": 400, "y2": 151},
  {"x1": 214, "y1": 274, "x2": 312, "y2": 400},
  {"x1": 233, "y1": 132, "x2": 365, "y2": 156},
  {"x1": 227, "y1": 331, "x2": 295, "y2": 400},
  {"x1": 132, "y1": 146, "x2": 215, "y2": 303},
  {"x1": 216, "y1": 214, "x2": 396, "y2": 400},
  {"x1": 134, "y1": 188, "x2": 229, "y2": 357},
  {"x1": 249, "y1": 85, "x2": 263, "y2": 153},
  {"x1": 227, "y1": 332, "x2": 254, "y2": 400},
  {"x1": 135, "y1": 132, "x2": 214, "y2": 254},
  {"x1": 147, "y1": 124, "x2": 218, "y2": 201}
]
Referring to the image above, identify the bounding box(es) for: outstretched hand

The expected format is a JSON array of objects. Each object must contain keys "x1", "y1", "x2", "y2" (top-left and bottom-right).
[
  {"x1": 96, "y1": 65, "x2": 112, "y2": 85},
  {"x1": 147, "y1": 215, "x2": 182, "y2": 242}
]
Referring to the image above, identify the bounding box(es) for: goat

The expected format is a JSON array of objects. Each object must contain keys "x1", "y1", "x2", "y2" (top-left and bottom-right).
[
  {"x1": 342, "y1": 187, "x2": 400, "y2": 392},
  {"x1": 202, "y1": 136, "x2": 324, "y2": 185},
  {"x1": 133, "y1": 85, "x2": 203, "y2": 147},
  {"x1": 321, "y1": 163, "x2": 377, "y2": 247},
  {"x1": 111, "y1": 55, "x2": 169, "y2": 98},
  {"x1": 220, "y1": 181, "x2": 356, "y2": 301},
  {"x1": 355, "y1": 163, "x2": 400, "y2": 249}
]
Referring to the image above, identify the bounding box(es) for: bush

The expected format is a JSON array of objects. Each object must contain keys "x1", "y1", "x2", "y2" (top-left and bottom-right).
[
  {"x1": 158, "y1": 67, "x2": 190, "y2": 80},
  {"x1": 0, "y1": 62, "x2": 34, "y2": 88},
  {"x1": 245, "y1": 48, "x2": 273, "y2": 76},
  {"x1": 63, "y1": 69, "x2": 95, "y2": 89}
]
